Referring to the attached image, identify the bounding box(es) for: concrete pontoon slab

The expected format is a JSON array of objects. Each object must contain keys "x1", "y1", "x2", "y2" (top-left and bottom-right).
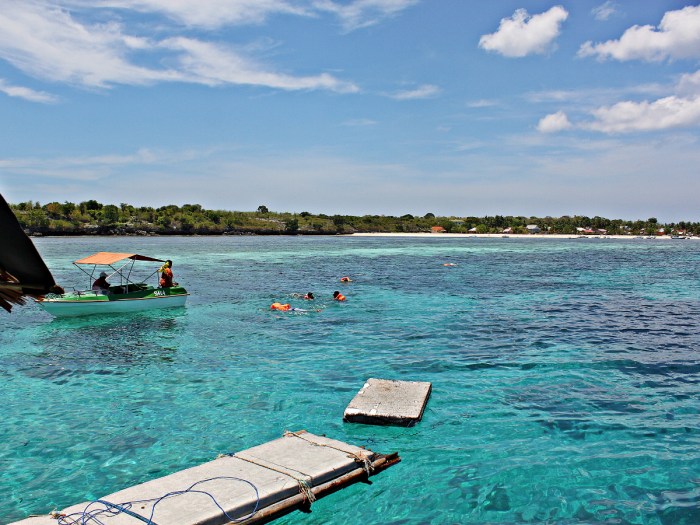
[
  {"x1": 344, "y1": 378, "x2": 432, "y2": 426},
  {"x1": 10, "y1": 430, "x2": 399, "y2": 525}
]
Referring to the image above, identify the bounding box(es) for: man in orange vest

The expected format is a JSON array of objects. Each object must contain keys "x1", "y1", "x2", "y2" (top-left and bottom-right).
[
  {"x1": 333, "y1": 291, "x2": 346, "y2": 301},
  {"x1": 159, "y1": 260, "x2": 176, "y2": 288}
]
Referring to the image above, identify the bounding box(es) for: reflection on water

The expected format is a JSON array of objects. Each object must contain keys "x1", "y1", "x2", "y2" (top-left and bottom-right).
[{"x1": 13, "y1": 311, "x2": 186, "y2": 383}]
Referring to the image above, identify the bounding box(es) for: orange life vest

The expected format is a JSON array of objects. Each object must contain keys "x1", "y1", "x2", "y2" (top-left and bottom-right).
[
  {"x1": 335, "y1": 293, "x2": 346, "y2": 301},
  {"x1": 271, "y1": 302, "x2": 291, "y2": 311},
  {"x1": 160, "y1": 267, "x2": 174, "y2": 288}
]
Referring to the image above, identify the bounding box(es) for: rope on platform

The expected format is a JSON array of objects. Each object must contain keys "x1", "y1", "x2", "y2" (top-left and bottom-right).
[
  {"x1": 283, "y1": 430, "x2": 375, "y2": 476},
  {"x1": 53, "y1": 476, "x2": 259, "y2": 525},
  {"x1": 230, "y1": 453, "x2": 317, "y2": 503}
]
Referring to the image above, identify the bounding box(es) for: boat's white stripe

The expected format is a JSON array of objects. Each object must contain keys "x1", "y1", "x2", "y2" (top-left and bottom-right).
[{"x1": 43, "y1": 293, "x2": 189, "y2": 304}]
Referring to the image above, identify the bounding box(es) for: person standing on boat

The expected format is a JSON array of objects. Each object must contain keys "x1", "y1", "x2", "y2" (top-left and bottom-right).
[
  {"x1": 92, "y1": 272, "x2": 110, "y2": 293},
  {"x1": 159, "y1": 260, "x2": 175, "y2": 288}
]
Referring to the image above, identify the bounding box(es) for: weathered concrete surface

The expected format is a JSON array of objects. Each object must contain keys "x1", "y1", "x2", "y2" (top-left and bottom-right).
[
  {"x1": 10, "y1": 431, "x2": 389, "y2": 525},
  {"x1": 344, "y1": 378, "x2": 432, "y2": 426}
]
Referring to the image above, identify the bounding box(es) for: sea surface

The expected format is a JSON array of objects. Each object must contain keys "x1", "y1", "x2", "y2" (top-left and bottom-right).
[{"x1": 2, "y1": 235, "x2": 700, "y2": 524}]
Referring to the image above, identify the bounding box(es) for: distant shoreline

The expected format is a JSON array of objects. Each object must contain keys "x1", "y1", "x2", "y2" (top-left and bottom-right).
[
  {"x1": 25, "y1": 231, "x2": 698, "y2": 240},
  {"x1": 350, "y1": 232, "x2": 698, "y2": 240}
]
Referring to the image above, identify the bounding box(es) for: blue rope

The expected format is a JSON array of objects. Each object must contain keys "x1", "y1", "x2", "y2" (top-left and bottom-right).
[{"x1": 56, "y1": 476, "x2": 259, "y2": 525}]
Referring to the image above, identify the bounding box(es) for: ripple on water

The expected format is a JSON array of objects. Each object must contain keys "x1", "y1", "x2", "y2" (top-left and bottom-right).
[{"x1": 2, "y1": 236, "x2": 700, "y2": 523}]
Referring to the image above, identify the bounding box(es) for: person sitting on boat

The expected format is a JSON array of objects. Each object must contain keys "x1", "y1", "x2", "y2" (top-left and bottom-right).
[
  {"x1": 159, "y1": 260, "x2": 177, "y2": 288},
  {"x1": 333, "y1": 291, "x2": 346, "y2": 301},
  {"x1": 92, "y1": 272, "x2": 111, "y2": 293}
]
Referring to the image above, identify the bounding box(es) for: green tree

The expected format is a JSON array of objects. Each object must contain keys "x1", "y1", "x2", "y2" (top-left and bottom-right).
[
  {"x1": 102, "y1": 204, "x2": 120, "y2": 224},
  {"x1": 81, "y1": 200, "x2": 102, "y2": 212},
  {"x1": 44, "y1": 202, "x2": 62, "y2": 218},
  {"x1": 285, "y1": 217, "x2": 299, "y2": 233},
  {"x1": 61, "y1": 201, "x2": 76, "y2": 216}
]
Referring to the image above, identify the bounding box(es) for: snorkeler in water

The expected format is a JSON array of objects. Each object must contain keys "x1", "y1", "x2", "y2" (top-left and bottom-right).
[{"x1": 270, "y1": 302, "x2": 318, "y2": 313}]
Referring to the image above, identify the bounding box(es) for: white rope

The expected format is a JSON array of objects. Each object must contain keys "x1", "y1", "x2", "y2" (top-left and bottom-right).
[
  {"x1": 283, "y1": 431, "x2": 375, "y2": 476},
  {"x1": 231, "y1": 454, "x2": 317, "y2": 503}
]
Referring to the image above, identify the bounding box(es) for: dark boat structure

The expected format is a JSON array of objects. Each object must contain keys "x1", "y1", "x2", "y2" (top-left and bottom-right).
[{"x1": 0, "y1": 193, "x2": 62, "y2": 312}]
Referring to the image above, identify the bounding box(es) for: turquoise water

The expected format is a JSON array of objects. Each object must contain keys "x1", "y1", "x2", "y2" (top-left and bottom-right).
[{"x1": 3, "y1": 236, "x2": 700, "y2": 524}]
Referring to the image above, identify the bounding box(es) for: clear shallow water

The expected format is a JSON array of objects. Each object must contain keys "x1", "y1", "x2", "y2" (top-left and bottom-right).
[{"x1": 2, "y1": 236, "x2": 700, "y2": 524}]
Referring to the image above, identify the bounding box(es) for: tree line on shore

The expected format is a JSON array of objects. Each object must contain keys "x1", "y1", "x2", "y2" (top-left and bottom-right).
[{"x1": 9, "y1": 200, "x2": 699, "y2": 236}]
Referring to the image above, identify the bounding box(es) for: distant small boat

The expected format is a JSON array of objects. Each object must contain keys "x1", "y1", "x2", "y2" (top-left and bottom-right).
[{"x1": 37, "y1": 252, "x2": 188, "y2": 317}]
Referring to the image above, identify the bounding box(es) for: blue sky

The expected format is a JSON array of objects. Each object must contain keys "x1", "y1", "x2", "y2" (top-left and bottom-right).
[{"x1": 1, "y1": 1, "x2": 699, "y2": 221}]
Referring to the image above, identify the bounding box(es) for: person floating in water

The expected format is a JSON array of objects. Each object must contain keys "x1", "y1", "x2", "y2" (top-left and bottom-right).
[
  {"x1": 270, "y1": 302, "x2": 316, "y2": 312},
  {"x1": 303, "y1": 292, "x2": 314, "y2": 300},
  {"x1": 333, "y1": 291, "x2": 346, "y2": 301},
  {"x1": 271, "y1": 302, "x2": 292, "y2": 311},
  {"x1": 340, "y1": 276, "x2": 352, "y2": 282},
  {"x1": 159, "y1": 259, "x2": 177, "y2": 288}
]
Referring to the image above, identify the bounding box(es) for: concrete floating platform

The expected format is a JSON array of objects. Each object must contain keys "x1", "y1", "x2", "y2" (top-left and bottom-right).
[
  {"x1": 344, "y1": 378, "x2": 432, "y2": 427},
  {"x1": 11, "y1": 430, "x2": 399, "y2": 525}
]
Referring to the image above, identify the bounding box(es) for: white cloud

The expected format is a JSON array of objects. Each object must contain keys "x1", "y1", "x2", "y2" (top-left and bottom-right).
[
  {"x1": 0, "y1": 2, "x2": 167, "y2": 88},
  {"x1": 83, "y1": 0, "x2": 310, "y2": 28},
  {"x1": 537, "y1": 68, "x2": 700, "y2": 134},
  {"x1": 591, "y1": 1, "x2": 618, "y2": 22},
  {"x1": 582, "y1": 95, "x2": 700, "y2": 133},
  {"x1": 525, "y1": 83, "x2": 669, "y2": 105},
  {"x1": 0, "y1": 148, "x2": 163, "y2": 181},
  {"x1": 479, "y1": 6, "x2": 568, "y2": 58},
  {"x1": 312, "y1": 0, "x2": 419, "y2": 32},
  {"x1": 467, "y1": 99, "x2": 498, "y2": 108},
  {"x1": 677, "y1": 69, "x2": 700, "y2": 96},
  {"x1": 162, "y1": 37, "x2": 358, "y2": 92},
  {"x1": 579, "y1": 5, "x2": 700, "y2": 62},
  {"x1": 0, "y1": 78, "x2": 57, "y2": 103},
  {"x1": 5, "y1": 138, "x2": 700, "y2": 221},
  {"x1": 0, "y1": 2, "x2": 355, "y2": 92},
  {"x1": 390, "y1": 84, "x2": 440, "y2": 100},
  {"x1": 343, "y1": 118, "x2": 377, "y2": 126},
  {"x1": 70, "y1": 0, "x2": 418, "y2": 31},
  {"x1": 537, "y1": 111, "x2": 572, "y2": 133}
]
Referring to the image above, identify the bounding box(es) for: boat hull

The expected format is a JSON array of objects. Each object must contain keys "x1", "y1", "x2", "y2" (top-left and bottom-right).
[{"x1": 37, "y1": 286, "x2": 189, "y2": 317}]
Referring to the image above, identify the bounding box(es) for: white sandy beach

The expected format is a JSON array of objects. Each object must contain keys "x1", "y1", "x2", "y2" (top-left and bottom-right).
[{"x1": 351, "y1": 232, "x2": 698, "y2": 240}]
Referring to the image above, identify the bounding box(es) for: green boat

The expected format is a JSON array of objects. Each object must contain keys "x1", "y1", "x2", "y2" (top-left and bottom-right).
[{"x1": 37, "y1": 252, "x2": 189, "y2": 317}]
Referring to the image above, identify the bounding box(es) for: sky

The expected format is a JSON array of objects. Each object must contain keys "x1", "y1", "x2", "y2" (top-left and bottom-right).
[{"x1": 1, "y1": 0, "x2": 700, "y2": 221}]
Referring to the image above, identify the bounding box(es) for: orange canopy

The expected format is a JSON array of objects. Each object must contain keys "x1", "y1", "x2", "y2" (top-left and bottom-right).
[{"x1": 74, "y1": 252, "x2": 164, "y2": 265}]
